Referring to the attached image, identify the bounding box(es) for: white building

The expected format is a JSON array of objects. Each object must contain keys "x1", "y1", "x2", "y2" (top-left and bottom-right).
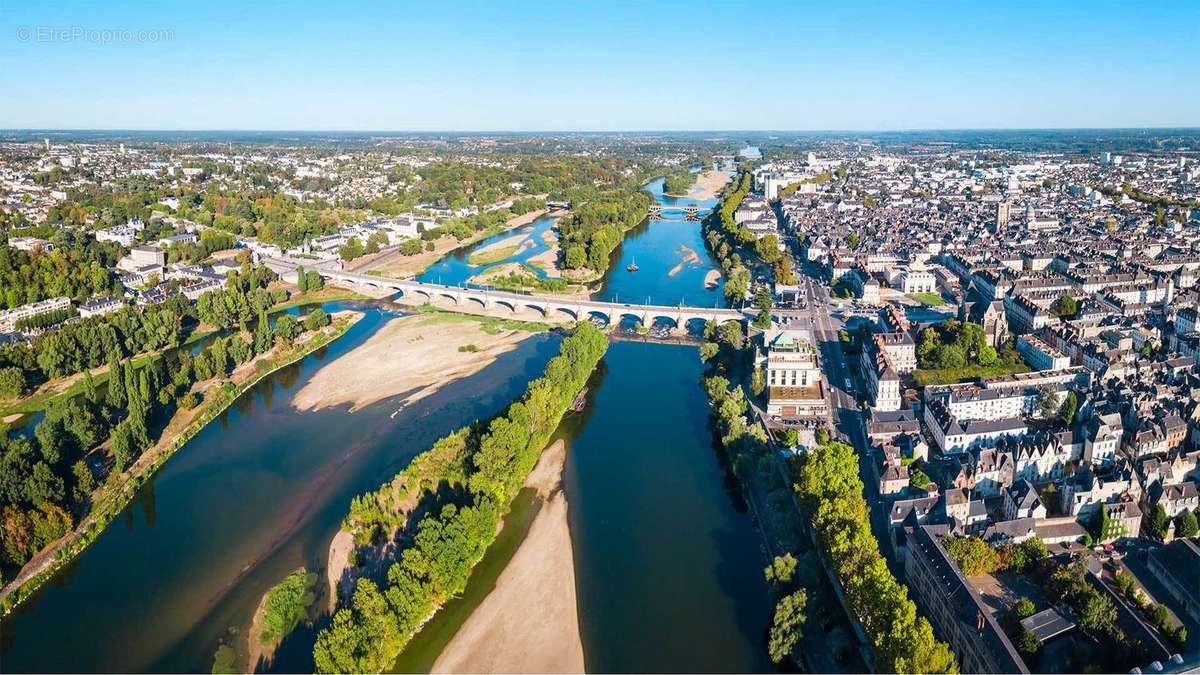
[{"x1": 762, "y1": 328, "x2": 828, "y2": 418}]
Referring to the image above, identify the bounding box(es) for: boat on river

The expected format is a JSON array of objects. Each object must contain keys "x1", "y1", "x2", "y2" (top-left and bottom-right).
[
  {"x1": 626, "y1": 258, "x2": 639, "y2": 272},
  {"x1": 570, "y1": 387, "x2": 589, "y2": 411}
]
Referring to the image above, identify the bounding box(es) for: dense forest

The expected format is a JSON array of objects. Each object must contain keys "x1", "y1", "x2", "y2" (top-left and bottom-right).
[
  {"x1": 312, "y1": 324, "x2": 608, "y2": 673},
  {"x1": 0, "y1": 231, "x2": 123, "y2": 308},
  {"x1": 662, "y1": 170, "x2": 696, "y2": 196},
  {"x1": 558, "y1": 185, "x2": 653, "y2": 275}
]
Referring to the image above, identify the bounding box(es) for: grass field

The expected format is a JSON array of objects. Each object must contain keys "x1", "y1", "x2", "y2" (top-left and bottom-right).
[{"x1": 908, "y1": 292, "x2": 946, "y2": 306}]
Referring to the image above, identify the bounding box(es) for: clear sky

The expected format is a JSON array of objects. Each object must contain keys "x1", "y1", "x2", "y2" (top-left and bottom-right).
[{"x1": 1, "y1": 0, "x2": 1196, "y2": 131}]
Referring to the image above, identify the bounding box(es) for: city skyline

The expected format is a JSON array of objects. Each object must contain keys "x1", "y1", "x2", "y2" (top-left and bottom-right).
[{"x1": 2, "y1": 0, "x2": 1198, "y2": 131}]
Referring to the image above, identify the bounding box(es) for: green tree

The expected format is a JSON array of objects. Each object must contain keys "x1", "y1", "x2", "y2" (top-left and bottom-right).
[
  {"x1": 1051, "y1": 295, "x2": 1078, "y2": 318},
  {"x1": 768, "y1": 590, "x2": 807, "y2": 664},
  {"x1": 750, "y1": 368, "x2": 766, "y2": 397},
  {"x1": 1018, "y1": 627, "x2": 1041, "y2": 656},
  {"x1": 0, "y1": 367, "x2": 25, "y2": 399},
  {"x1": 1059, "y1": 391, "x2": 1079, "y2": 425},
  {"x1": 699, "y1": 342, "x2": 719, "y2": 362},
  {"x1": 718, "y1": 321, "x2": 744, "y2": 350},
  {"x1": 260, "y1": 570, "x2": 317, "y2": 645},
  {"x1": 1176, "y1": 510, "x2": 1199, "y2": 537},
  {"x1": 1013, "y1": 597, "x2": 1036, "y2": 620},
  {"x1": 764, "y1": 553, "x2": 798, "y2": 586},
  {"x1": 304, "y1": 308, "x2": 331, "y2": 332},
  {"x1": 1147, "y1": 503, "x2": 1169, "y2": 539},
  {"x1": 943, "y1": 536, "x2": 1001, "y2": 575},
  {"x1": 306, "y1": 271, "x2": 324, "y2": 291},
  {"x1": 296, "y1": 265, "x2": 308, "y2": 293},
  {"x1": 752, "y1": 286, "x2": 773, "y2": 329},
  {"x1": 273, "y1": 315, "x2": 302, "y2": 345}
]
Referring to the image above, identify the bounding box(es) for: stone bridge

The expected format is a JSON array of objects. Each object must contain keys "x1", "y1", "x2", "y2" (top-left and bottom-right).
[{"x1": 308, "y1": 267, "x2": 747, "y2": 329}]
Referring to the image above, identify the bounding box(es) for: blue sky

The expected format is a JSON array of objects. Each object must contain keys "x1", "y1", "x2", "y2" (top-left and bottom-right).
[{"x1": 1, "y1": 0, "x2": 1196, "y2": 131}]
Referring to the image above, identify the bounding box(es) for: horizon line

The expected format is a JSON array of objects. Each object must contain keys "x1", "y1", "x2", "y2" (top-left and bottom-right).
[{"x1": 4, "y1": 126, "x2": 1200, "y2": 135}]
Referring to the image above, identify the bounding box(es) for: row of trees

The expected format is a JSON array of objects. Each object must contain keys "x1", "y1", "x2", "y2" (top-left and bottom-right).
[
  {"x1": 795, "y1": 440, "x2": 958, "y2": 673},
  {"x1": 339, "y1": 231, "x2": 390, "y2": 261},
  {"x1": 312, "y1": 324, "x2": 608, "y2": 673},
  {"x1": 0, "y1": 265, "x2": 281, "y2": 396},
  {"x1": 701, "y1": 171, "x2": 794, "y2": 302},
  {"x1": 703, "y1": 172, "x2": 755, "y2": 305},
  {"x1": 15, "y1": 296, "x2": 189, "y2": 383}
]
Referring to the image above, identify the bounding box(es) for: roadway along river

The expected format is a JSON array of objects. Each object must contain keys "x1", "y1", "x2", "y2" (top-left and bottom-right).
[{"x1": 0, "y1": 175, "x2": 772, "y2": 673}]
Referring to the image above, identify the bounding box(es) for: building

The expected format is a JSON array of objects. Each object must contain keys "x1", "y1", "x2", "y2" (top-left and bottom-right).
[
  {"x1": 77, "y1": 296, "x2": 124, "y2": 319},
  {"x1": 995, "y1": 201, "x2": 1010, "y2": 232},
  {"x1": 1145, "y1": 538, "x2": 1200, "y2": 625},
  {"x1": 904, "y1": 526, "x2": 1029, "y2": 674},
  {"x1": 862, "y1": 345, "x2": 902, "y2": 412},
  {"x1": 0, "y1": 296, "x2": 71, "y2": 333},
  {"x1": 1017, "y1": 335, "x2": 1071, "y2": 371},
  {"x1": 900, "y1": 267, "x2": 937, "y2": 294},
  {"x1": 762, "y1": 328, "x2": 828, "y2": 418}
]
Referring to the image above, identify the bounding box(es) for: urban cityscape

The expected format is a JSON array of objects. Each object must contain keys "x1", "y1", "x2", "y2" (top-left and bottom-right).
[{"x1": 1, "y1": 2, "x2": 1199, "y2": 675}]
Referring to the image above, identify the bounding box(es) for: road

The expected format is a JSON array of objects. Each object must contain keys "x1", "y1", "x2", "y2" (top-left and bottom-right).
[{"x1": 782, "y1": 264, "x2": 889, "y2": 540}]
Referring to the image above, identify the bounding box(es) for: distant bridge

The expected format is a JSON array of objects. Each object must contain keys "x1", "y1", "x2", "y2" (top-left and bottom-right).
[
  {"x1": 298, "y1": 266, "x2": 746, "y2": 329},
  {"x1": 648, "y1": 203, "x2": 710, "y2": 221}
]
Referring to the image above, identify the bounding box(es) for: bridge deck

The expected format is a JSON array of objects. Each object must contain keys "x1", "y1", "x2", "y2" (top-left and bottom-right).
[{"x1": 302, "y1": 265, "x2": 746, "y2": 322}]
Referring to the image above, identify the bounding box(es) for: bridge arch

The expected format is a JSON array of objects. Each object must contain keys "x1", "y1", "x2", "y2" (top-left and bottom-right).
[
  {"x1": 552, "y1": 306, "x2": 578, "y2": 321},
  {"x1": 649, "y1": 314, "x2": 680, "y2": 329}
]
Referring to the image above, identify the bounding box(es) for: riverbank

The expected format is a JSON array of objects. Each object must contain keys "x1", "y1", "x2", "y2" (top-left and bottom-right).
[
  {"x1": 430, "y1": 438, "x2": 583, "y2": 674},
  {"x1": 291, "y1": 311, "x2": 538, "y2": 414},
  {"x1": 0, "y1": 312, "x2": 363, "y2": 615},
  {"x1": 364, "y1": 209, "x2": 555, "y2": 279}
]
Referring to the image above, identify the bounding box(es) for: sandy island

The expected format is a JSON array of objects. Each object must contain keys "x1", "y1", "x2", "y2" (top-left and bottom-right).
[
  {"x1": 291, "y1": 313, "x2": 534, "y2": 414},
  {"x1": 431, "y1": 438, "x2": 584, "y2": 674},
  {"x1": 668, "y1": 245, "x2": 702, "y2": 277},
  {"x1": 688, "y1": 169, "x2": 732, "y2": 201},
  {"x1": 468, "y1": 231, "x2": 532, "y2": 266},
  {"x1": 362, "y1": 209, "x2": 549, "y2": 278}
]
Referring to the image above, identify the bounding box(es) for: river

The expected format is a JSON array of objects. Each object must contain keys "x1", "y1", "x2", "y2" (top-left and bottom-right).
[{"x1": 1, "y1": 176, "x2": 772, "y2": 673}]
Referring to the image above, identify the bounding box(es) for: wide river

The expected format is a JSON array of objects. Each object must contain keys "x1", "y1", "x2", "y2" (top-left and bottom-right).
[{"x1": 0, "y1": 176, "x2": 772, "y2": 673}]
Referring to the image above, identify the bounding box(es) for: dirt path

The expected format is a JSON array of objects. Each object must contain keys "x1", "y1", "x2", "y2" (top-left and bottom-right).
[
  {"x1": 431, "y1": 439, "x2": 584, "y2": 674},
  {"x1": 291, "y1": 313, "x2": 534, "y2": 414}
]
